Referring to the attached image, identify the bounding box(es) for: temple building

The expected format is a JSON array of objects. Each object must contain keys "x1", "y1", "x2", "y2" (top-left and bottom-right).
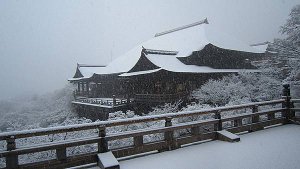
[{"x1": 69, "y1": 19, "x2": 265, "y2": 120}]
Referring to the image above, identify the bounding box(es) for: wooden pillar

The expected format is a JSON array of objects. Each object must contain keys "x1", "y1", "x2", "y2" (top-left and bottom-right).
[
  {"x1": 234, "y1": 118, "x2": 242, "y2": 127},
  {"x1": 6, "y1": 136, "x2": 18, "y2": 169},
  {"x1": 282, "y1": 84, "x2": 293, "y2": 122},
  {"x1": 164, "y1": 117, "x2": 175, "y2": 150},
  {"x1": 56, "y1": 147, "x2": 67, "y2": 161},
  {"x1": 252, "y1": 105, "x2": 259, "y2": 123},
  {"x1": 214, "y1": 111, "x2": 222, "y2": 131},
  {"x1": 81, "y1": 82, "x2": 85, "y2": 93},
  {"x1": 86, "y1": 82, "x2": 90, "y2": 97},
  {"x1": 268, "y1": 111, "x2": 275, "y2": 120},
  {"x1": 77, "y1": 82, "x2": 80, "y2": 93},
  {"x1": 127, "y1": 95, "x2": 130, "y2": 105},
  {"x1": 98, "y1": 126, "x2": 108, "y2": 153},
  {"x1": 250, "y1": 105, "x2": 263, "y2": 132},
  {"x1": 113, "y1": 95, "x2": 116, "y2": 106},
  {"x1": 134, "y1": 135, "x2": 143, "y2": 147},
  {"x1": 191, "y1": 125, "x2": 200, "y2": 136}
]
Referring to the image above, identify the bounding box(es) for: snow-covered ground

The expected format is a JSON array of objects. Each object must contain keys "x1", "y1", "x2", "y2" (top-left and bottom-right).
[{"x1": 120, "y1": 124, "x2": 300, "y2": 169}]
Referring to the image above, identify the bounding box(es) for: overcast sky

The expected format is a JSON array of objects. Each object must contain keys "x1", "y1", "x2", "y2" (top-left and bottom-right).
[{"x1": 0, "y1": 0, "x2": 299, "y2": 100}]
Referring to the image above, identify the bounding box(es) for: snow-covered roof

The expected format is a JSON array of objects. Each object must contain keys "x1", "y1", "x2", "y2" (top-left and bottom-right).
[
  {"x1": 78, "y1": 66, "x2": 106, "y2": 78},
  {"x1": 146, "y1": 53, "x2": 255, "y2": 73},
  {"x1": 72, "y1": 19, "x2": 262, "y2": 80},
  {"x1": 250, "y1": 42, "x2": 269, "y2": 53},
  {"x1": 119, "y1": 68, "x2": 162, "y2": 77}
]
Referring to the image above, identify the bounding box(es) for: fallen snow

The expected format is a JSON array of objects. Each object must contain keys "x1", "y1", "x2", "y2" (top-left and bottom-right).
[{"x1": 120, "y1": 124, "x2": 300, "y2": 169}]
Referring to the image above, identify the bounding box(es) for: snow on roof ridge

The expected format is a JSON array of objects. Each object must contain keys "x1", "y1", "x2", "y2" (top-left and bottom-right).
[
  {"x1": 78, "y1": 63, "x2": 106, "y2": 68},
  {"x1": 119, "y1": 68, "x2": 162, "y2": 77},
  {"x1": 249, "y1": 42, "x2": 270, "y2": 53},
  {"x1": 154, "y1": 18, "x2": 209, "y2": 37},
  {"x1": 250, "y1": 41, "x2": 270, "y2": 46},
  {"x1": 142, "y1": 47, "x2": 179, "y2": 55}
]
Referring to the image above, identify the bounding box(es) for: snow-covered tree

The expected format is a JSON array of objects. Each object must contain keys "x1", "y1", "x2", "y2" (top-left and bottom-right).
[
  {"x1": 280, "y1": 4, "x2": 300, "y2": 47},
  {"x1": 191, "y1": 72, "x2": 281, "y2": 107},
  {"x1": 268, "y1": 4, "x2": 300, "y2": 82}
]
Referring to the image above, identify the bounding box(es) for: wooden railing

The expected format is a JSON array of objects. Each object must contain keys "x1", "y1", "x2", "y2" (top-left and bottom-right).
[
  {"x1": 75, "y1": 97, "x2": 133, "y2": 107},
  {"x1": 134, "y1": 92, "x2": 187, "y2": 103},
  {"x1": 0, "y1": 85, "x2": 298, "y2": 169}
]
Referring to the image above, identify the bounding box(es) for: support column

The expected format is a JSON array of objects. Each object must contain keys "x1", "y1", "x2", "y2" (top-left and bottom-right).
[
  {"x1": 250, "y1": 105, "x2": 263, "y2": 132},
  {"x1": 6, "y1": 136, "x2": 18, "y2": 169},
  {"x1": 81, "y1": 82, "x2": 85, "y2": 94},
  {"x1": 77, "y1": 82, "x2": 81, "y2": 93},
  {"x1": 214, "y1": 111, "x2": 222, "y2": 131},
  {"x1": 86, "y1": 82, "x2": 90, "y2": 97},
  {"x1": 163, "y1": 117, "x2": 179, "y2": 150},
  {"x1": 113, "y1": 95, "x2": 116, "y2": 106},
  {"x1": 282, "y1": 84, "x2": 293, "y2": 123},
  {"x1": 98, "y1": 126, "x2": 108, "y2": 153}
]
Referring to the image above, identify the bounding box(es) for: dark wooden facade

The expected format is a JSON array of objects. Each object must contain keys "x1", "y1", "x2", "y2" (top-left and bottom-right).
[{"x1": 71, "y1": 67, "x2": 236, "y2": 106}]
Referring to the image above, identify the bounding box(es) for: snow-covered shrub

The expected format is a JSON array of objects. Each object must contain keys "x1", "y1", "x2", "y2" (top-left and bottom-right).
[{"x1": 191, "y1": 72, "x2": 281, "y2": 107}]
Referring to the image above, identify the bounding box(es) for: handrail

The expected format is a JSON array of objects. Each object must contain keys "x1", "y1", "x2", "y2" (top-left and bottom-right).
[
  {"x1": 291, "y1": 99, "x2": 300, "y2": 103},
  {"x1": 0, "y1": 99, "x2": 284, "y2": 140},
  {"x1": 0, "y1": 119, "x2": 219, "y2": 158},
  {"x1": 0, "y1": 98, "x2": 294, "y2": 169}
]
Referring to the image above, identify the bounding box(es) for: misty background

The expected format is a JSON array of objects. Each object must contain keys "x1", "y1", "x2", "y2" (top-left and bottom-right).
[{"x1": 0, "y1": 0, "x2": 299, "y2": 100}]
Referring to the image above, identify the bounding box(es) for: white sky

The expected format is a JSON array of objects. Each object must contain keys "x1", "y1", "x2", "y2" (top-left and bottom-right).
[{"x1": 0, "y1": 0, "x2": 299, "y2": 100}]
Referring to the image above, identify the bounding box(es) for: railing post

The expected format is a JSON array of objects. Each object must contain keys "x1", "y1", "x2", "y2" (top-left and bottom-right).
[
  {"x1": 164, "y1": 117, "x2": 176, "y2": 150},
  {"x1": 165, "y1": 117, "x2": 173, "y2": 140},
  {"x1": 6, "y1": 136, "x2": 18, "y2": 169},
  {"x1": 127, "y1": 96, "x2": 130, "y2": 105},
  {"x1": 56, "y1": 147, "x2": 67, "y2": 161},
  {"x1": 233, "y1": 118, "x2": 242, "y2": 128},
  {"x1": 98, "y1": 126, "x2": 108, "y2": 153},
  {"x1": 191, "y1": 125, "x2": 200, "y2": 136},
  {"x1": 251, "y1": 105, "x2": 264, "y2": 132},
  {"x1": 214, "y1": 111, "x2": 222, "y2": 131},
  {"x1": 290, "y1": 101, "x2": 295, "y2": 119},
  {"x1": 282, "y1": 84, "x2": 293, "y2": 123},
  {"x1": 134, "y1": 135, "x2": 143, "y2": 147},
  {"x1": 252, "y1": 105, "x2": 259, "y2": 123},
  {"x1": 268, "y1": 111, "x2": 275, "y2": 120}
]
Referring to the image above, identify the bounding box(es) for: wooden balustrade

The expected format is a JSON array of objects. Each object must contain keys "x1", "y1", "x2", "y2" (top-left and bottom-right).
[
  {"x1": 75, "y1": 97, "x2": 131, "y2": 107},
  {"x1": 0, "y1": 85, "x2": 298, "y2": 169},
  {"x1": 134, "y1": 92, "x2": 187, "y2": 103}
]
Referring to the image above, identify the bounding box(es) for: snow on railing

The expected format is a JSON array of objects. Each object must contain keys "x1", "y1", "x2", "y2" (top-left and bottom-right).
[
  {"x1": 73, "y1": 97, "x2": 132, "y2": 107},
  {"x1": 0, "y1": 84, "x2": 298, "y2": 169}
]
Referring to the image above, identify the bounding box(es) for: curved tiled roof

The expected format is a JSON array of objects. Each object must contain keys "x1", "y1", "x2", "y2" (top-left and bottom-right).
[{"x1": 71, "y1": 19, "x2": 262, "y2": 80}]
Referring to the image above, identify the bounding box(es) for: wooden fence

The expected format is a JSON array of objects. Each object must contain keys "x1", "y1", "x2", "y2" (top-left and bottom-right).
[{"x1": 0, "y1": 84, "x2": 299, "y2": 169}]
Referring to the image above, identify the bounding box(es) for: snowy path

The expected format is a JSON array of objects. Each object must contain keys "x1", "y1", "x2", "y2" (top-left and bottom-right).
[{"x1": 119, "y1": 124, "x2": 300, "y2": 169}]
